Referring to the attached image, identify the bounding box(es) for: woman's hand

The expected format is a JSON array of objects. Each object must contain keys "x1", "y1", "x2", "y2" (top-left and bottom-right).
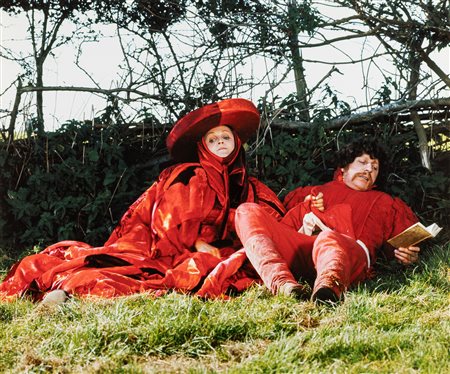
[
  {"x1": 394, "y1": 246, "x2": 420, "y2": 265},
  {"x1": 195, "y1": 239, "x2": 221, "y2": 258},
  {"x1": 305, "y1": 192, "x2": 325, "y2": 212}
]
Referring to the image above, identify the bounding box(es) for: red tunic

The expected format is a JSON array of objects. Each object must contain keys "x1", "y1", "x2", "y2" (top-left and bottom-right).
[
  {"x1": 0, "y1": 159, "x2": 284, "y2": 301},
  {"x1": 283, "y1": 180, "x2": 418, "y2": 262}
]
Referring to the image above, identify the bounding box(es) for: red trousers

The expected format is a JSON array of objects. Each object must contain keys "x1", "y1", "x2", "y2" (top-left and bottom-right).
[{"x1": 235, "y1": 203, "x2": 369, "y2": 296}]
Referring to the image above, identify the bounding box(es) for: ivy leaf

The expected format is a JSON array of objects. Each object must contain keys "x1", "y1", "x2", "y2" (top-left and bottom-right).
[
  {"x1": 103, "y1": 172, "x2": 117, "y2": 186},
  {"x1": 87, "y1": 149, "x2": 99, "y2": 162}
]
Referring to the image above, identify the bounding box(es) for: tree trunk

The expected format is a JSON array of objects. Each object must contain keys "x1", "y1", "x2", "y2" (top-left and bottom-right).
[
  {"x1": 287, "y1": 0, "x2": 310, "y2": 122},
  {"x1": 35, "y1": 58, "x2": 45, "y2": 136},
  {"x1": 8, "y1": 77, "x2": 23, "y2": 143},
  {"x1": 411, "y1": 111, "x2": 432, "y2": 170},
  {"x1": 408, "y1": 46, "x2": 432, "y2": 171}
]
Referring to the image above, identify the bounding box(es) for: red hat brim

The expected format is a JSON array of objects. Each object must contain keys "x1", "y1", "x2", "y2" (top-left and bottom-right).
[{"x1": 166, "y1": 98, "x2": 260, "y2": 161}]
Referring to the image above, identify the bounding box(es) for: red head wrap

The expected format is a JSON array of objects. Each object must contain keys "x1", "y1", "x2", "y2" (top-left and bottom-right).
[{"x1": 197, "y1": 129, "x2": 249, "y2": 238}]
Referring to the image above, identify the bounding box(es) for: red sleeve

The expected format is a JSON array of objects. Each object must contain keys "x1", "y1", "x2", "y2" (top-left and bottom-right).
[
  {"x1": 151, "y1": 166, "x2": 216, "y2": 257},
  {"x1": 377, "y1": 196, "x2": 419, "y2": 260},
  {"x1": 283, "y1": 185, "x2": 314, "y2": 211},
  {"x1": 104, "y1": 164, "x2": 216, "y2": 258},
  {"x1": 389, "y1": 197, "x2": 419, "y2": 239},
  {"x1": 279, "y1": 202, "x2": 309, "y2": 230}
]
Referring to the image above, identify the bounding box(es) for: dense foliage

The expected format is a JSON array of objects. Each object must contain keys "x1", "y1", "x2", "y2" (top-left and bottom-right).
[
  {"x1": 0, "y1": 119, "x2": 168, "y2": 253},
  {"x1": 1, "y1": 107, "x2": 448, "y2": 253}
]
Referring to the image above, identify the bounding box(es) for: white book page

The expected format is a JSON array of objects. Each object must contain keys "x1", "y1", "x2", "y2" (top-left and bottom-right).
[{"x1": 426, "y1": 223, "x2": 443, "y2": 237}]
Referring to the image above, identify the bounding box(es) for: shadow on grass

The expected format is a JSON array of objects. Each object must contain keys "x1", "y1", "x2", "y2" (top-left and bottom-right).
[{"x1": 357, "y1": 241, "x2": 449, "y2": 295}]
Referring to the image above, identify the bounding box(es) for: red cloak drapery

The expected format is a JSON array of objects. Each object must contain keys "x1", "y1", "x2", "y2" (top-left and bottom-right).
[{"x1": 1, "y1": 158, "x2": 284, "y2": 301}]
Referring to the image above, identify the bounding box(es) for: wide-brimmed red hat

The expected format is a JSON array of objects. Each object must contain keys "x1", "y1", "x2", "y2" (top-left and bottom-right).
[{"x1": 166, "y1": 98, "x2": 260, "y2": 161}]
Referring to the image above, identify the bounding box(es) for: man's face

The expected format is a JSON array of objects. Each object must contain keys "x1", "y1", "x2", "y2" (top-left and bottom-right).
[
  {"x1": 204, "y1": 125, "x2": 235, "y2": 158},
  {"x1": 342, "y1": 153, "x2": 379, "y2": 191}
]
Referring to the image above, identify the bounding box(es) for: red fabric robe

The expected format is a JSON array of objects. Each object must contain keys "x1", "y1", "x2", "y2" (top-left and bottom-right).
[
  {"x1": 0, "y1": 142, "x2": 284, "y2": 301},
  {"x1": 235, "y1": 178, "x2": 419, "y2": 296}
]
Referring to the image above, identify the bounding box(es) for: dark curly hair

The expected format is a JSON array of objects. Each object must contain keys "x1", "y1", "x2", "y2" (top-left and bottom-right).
[{"x1": 337, "y1": 137, "x2": 389, "y2": 189}]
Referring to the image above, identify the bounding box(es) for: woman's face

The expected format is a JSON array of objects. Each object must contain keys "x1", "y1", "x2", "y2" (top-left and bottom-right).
[
  {"x1": 342, "y1": 153, "x2": 379, "y2": 191},
  {"x1": 203, "y1": 125, "x2": 235, "y2": 158}
]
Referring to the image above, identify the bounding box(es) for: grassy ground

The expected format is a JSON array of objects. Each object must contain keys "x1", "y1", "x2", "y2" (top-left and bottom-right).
[{"x1": 0, "y1": 244, "x2": 448, "y2": 373}]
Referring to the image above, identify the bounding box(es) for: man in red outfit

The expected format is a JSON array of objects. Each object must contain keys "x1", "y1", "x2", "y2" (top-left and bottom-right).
[{"x1": 235, "y1": 138, "x2": 421, "y2": 303}]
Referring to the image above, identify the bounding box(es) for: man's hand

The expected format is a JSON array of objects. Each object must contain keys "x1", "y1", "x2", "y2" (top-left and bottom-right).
[
  {"x1": 394, "y1": 246, "x2": 420, "y2": 265},
  {"x1": 305, "y1": 192, "x2": 325, "y2": 212}
]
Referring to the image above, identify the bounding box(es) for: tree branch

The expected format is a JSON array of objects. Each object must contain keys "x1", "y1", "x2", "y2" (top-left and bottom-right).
[
  {"x1": 271, "y1": 98, "x2": 450, "y2": 130},
  {"x1": 17, "y1": 85, "x2": 179, "y2": 103},
  {"x1": 415, "y1": 46, "x2": 450, "y2": 88}
]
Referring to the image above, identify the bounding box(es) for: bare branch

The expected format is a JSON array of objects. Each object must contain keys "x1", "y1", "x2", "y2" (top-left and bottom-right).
[
  {"x1": 17, "y1": 85, "x2": 180, "y2": 103},
  {"x1": 415, "y1": 46, "x2": 450, "y2": 88},
  {"x1": 272, "y1": 97, "x2": 450, "y2": 130}
]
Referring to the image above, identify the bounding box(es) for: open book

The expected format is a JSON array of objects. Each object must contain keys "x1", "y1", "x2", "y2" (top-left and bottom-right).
[{"x1": 387, "y1": 222, "x2": 442, "y2": 248}]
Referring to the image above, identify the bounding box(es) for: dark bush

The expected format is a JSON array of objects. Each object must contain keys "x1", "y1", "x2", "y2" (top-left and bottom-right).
[
  {"x1": 1, "y1": 115, "x2": 448, "y2": 255},
  {"x1": 0, "y1": 120, "x2": 167, "y2": 253}
]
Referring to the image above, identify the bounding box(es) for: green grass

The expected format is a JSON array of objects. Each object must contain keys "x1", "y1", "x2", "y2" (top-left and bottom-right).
[{"x1": 0, "y1": 244, "x2": 448, "y2": 373}]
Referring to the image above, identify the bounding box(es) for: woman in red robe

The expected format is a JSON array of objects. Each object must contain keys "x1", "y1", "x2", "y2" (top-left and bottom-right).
[
  {"x1": 235, "y1": 138, "x2": 421, "y2": 303},
  {"x1": 0, "y1": 98, "x2": 285, "y2": 302}
]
